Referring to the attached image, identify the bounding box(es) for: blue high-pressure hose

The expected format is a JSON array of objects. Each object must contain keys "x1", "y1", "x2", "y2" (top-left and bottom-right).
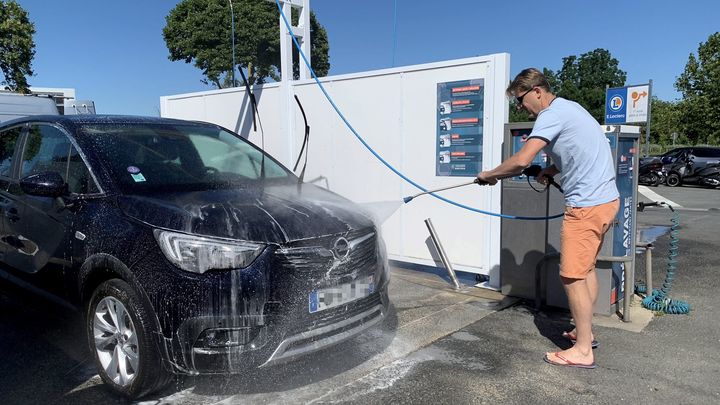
[
  {"x1": 273, "y1": 0, "x2": 562, "y2": 221},
  {"x1": 635, "y1": 205, "x2": 691, "y2": 314},
  {"x1": 275, "y1": 2, "x2": 688, "y2": 313}
]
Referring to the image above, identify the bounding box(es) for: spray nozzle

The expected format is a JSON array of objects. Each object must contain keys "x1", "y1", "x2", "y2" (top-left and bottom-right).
[{"x1": 522, "y1": 165, "x2": 564, "y2": 193}]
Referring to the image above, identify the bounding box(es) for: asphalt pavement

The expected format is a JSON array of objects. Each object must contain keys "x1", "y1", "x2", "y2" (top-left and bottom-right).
[
  {"x1": 0, "y1": 184, "x2": 718, "y2": 404},
  {"x1": 308, "y1": 185, "x2": 720, "y2": 404}
]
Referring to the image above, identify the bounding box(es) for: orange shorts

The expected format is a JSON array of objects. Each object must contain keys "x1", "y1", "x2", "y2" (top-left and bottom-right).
[{"x1": 560, "y1": 199, "x2": 619, "y2": 279}]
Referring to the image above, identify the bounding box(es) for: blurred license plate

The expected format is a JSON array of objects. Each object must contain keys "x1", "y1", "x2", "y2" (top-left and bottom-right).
[{"x1": 309, "y1": 276, "x2": 375, "y2": 313}]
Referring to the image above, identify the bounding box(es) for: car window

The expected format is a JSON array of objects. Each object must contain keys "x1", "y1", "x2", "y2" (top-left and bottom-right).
[
  {"x1": 22, "y1": 124, "x2": 99, "y2": 194},
  {"x1": 0, "y1": 126, "x2": 23, "y2": 177},
  {"x1": 692, "y1": 148, "x2": 720, "y2": 158},
  {"x1": 663, "y1": 149, "x2": 684, "y2": 158},
  {"x1": 79, "y1": 123, "x2": 293, "y2": 193}
]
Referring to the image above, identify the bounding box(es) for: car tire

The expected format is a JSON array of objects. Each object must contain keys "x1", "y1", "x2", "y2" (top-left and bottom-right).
[
  {"x1": 666, "y1": 173, "x2": 681, "y2": 187},
  {"x1": 647, "y1": 173, "x2": 660, "y2": 186},
  {"x1": 86, "y1": 279, "x2": 172, "y2": 398}
]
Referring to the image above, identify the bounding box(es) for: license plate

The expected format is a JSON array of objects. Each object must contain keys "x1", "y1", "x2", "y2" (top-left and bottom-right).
[{"x1": 309, "y1": 276, "x2": 375, "y2": 313}]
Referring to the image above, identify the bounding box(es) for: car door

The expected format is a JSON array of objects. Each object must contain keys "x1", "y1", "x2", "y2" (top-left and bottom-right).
[
  {"x1": 690, "y1": 148, "x2": 720, "y2": 173},
  {"x1": 0, "y1": 124, "x2": 26, "y2": 273},
  {"x1": 2, "y1": 123, "x2": 94, "y2": 298}
]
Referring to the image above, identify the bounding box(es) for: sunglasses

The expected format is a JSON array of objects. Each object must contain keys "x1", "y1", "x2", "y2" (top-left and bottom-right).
[{"x1": 515, "y1": 87, "x2": 536, "y2": 105}]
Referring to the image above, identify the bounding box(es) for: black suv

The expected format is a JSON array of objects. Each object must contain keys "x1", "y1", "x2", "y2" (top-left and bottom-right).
[
  {"x1": 0, "y1": 115, "x2": 389, "y2": 398},
  {"x1": 658, "y1": 147, "x2": 720, "y2": 166}
]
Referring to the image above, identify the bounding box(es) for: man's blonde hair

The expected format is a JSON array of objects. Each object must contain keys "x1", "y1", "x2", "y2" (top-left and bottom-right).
[{"x1": 506, "y1": 68, "x2": 552, "y2": 97}]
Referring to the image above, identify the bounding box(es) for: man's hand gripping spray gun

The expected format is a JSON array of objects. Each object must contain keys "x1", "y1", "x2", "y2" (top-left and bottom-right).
[{"x1": 402, "y1": 164, "x2": 563, "y2": 204}]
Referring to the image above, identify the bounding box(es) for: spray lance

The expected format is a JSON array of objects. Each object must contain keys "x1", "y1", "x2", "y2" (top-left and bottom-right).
[{"x1": 402, "y1": 164, "x2": 563, "y2": 204}]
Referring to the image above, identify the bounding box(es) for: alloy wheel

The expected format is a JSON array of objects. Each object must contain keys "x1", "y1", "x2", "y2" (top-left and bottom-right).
[{"x1": 93, "y1": 296, "x2": 140, "y2": 387}]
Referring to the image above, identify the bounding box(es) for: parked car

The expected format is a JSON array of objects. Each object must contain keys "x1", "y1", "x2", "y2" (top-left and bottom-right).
[
  {"x1": 664, "y1": 148, "x2": 720, "y2": 187},
  {"x1": 0, "y1": 115, "x2": 389, "y2": 398},
  {"x1": 656, "y1": 146, "x2": 720, "y2": 166}
]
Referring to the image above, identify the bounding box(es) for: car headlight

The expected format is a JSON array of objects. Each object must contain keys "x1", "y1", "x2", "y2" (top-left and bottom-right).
[{"x1": 154, "y1": 230, "x2": 266, "y2": 274}]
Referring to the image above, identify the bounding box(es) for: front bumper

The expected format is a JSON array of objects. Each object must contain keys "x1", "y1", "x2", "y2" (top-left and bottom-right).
[{"x1": 139, "y1": 228, "x2": 390, "y2": 374}]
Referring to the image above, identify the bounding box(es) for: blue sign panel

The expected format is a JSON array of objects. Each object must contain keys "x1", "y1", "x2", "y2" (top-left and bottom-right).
[
  {"x1": 436, "y1": 79, "x2": 484, "y2": 177},
  {"x1": 607, "y1": 132, "x2": 635, "y2": 304},
  {"x1": 605, "y1": 87, "x2": 627, "y2": 124}
]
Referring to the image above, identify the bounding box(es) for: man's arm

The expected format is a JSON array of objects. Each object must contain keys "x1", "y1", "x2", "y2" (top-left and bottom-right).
[{"x1": 476, "y1": 138, "x2": 547, "y2": 184}]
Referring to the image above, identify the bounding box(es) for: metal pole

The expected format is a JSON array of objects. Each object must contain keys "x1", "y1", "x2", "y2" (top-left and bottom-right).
[
  {"x1": 424, "y1": 218, "x2": 461, "y2": 290},
  {"x1": 597, "y1": 254, "x2": 634, "y2": 322},
  {"x1": 229, "y1": 0, "x2": 236, "y2": 87},
  {"x1": 645, "y1": 245, "x2": 653, "y2": 298},
  {"x1": 644, "y1": 80, "x2": 653, "y2": 157}
]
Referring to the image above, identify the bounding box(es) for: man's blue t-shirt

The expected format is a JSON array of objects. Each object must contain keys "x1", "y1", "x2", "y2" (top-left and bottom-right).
[{"x1": 528, "y1": 97, "x2": 619, "y2": 207}]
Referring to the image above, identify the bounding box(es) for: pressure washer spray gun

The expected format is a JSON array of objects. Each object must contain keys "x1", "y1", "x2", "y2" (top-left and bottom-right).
[{"x1": 403, "y1": 164, "x2": 563, "y2": 204}]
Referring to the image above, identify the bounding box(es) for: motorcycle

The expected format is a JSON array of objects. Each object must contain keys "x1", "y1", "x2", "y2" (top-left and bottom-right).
[
  {"x1": 638, "y1": 157, "x2": 665, "y2": 186},
  {"x1": 665, "y1": 152, "x2": 720, "y2": 188}
]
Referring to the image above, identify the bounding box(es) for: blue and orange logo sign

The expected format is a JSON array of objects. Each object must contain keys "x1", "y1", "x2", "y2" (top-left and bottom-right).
[{"x1": 606, "y1": 87, "x2": 628, "y2": 124}]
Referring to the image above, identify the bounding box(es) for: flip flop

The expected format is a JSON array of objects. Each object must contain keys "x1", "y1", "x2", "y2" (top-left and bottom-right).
[
  {"x1": 562, "y1": 331, "x2": 599, "y2": 349},
  {"x1": 543, "y1": 352, "x2": 597, "y2": 369}
]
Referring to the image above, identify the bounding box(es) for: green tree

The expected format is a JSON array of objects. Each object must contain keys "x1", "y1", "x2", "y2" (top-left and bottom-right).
[
  {"x1": 648, "y1": 97, "x2": 681, "y2": 147},
  {"x1": 545, "y1": 48, "x2": 626, "y2": 122},
  {"x1": 0, "y1": 0, "x2": 36, "y2": 93},
  {"x1": 163, "y1": 0, "x2": 330, "y2": 88},
  {"x1": 675, "y1": 32, "x2": 720, "y2": 145}
]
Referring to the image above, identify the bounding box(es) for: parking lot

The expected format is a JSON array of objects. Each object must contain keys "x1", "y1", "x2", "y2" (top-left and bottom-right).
[{"x1": 1, "y1": 184, "x2": 718, "y2": 404}]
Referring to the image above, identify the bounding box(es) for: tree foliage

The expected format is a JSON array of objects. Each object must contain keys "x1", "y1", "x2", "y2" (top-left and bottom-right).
[
  {"x1": 544, "y1": 48, "x2": 626, "y2": 123},
  {"x1": 648, "y1": 97, "x2": 682, "y2": 146},
  {"x1": 0, "y1": 0, "x2": 36, "y2": 93},
  {"x1": 675, "y1": 32, "x2": 720, "y2": 145},
  {"x1": 163, "y1": 0, "x2": 330, "y2": 88}
]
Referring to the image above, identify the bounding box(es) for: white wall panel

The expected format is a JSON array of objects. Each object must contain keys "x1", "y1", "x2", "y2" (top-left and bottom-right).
[{"x1": 161, "y1": 54, "x2": 510, "y2": 286}]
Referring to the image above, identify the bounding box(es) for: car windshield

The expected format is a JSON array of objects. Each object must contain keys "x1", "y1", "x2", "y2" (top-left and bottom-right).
[{"x1": 79, "y1": 123, "x2": 294, "y2": 193}]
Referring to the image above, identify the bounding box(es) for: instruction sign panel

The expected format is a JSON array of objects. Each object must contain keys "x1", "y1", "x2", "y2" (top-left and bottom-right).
[
  {"x1": 605, "y1": 84, "x2": 651, "y2": 124},
  {"x1": 436, "y1": 79, "x2": 484, "y2": 176}
]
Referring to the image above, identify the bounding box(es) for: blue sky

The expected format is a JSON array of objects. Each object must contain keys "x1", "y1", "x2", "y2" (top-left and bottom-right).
[{"x1": 15, "y1": 0, "x2": 720, "y2": 116}]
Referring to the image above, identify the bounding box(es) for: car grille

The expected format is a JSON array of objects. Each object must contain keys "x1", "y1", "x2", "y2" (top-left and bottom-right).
[
  {"x1": 266, "y1": 226, "x2": 383, "y2": 337},
  {"x1": 275, "y1": 227, "x2": 377, "y2": 281}
]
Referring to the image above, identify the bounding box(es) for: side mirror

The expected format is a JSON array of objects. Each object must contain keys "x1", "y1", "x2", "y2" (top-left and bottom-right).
[{"x1": 20, "y1": 171, "x2": 68, "y2": 197}]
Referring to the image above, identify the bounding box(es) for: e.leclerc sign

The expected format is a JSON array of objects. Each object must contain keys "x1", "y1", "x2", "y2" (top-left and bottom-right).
[{"x1": 605, "y1": 84, "x2": 650, "y2": 124}]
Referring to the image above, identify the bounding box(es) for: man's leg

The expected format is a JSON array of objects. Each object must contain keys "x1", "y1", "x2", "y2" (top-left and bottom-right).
[
  {"x1": 566, "y1": 268, "x2": 598, "y2": 338},
  {"x1": 586, "y1": 268, "x2": 598, "y2": 306},
  {"x1": 547, "y1": 276, "x2": 595, "y2": 365}
]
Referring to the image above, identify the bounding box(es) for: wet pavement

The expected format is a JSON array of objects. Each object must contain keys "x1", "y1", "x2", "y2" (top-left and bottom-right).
[{"x1": 1, "y1": 185, "x2": 718, "y2": 404}]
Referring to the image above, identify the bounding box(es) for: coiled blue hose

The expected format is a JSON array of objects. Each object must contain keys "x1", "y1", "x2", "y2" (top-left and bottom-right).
[
  {"x1": 273, "y1": 0, "x2": 563, "y2": 221},
  {"x1": 636, "y1": 206, "x2": 691, "y2": 314}
]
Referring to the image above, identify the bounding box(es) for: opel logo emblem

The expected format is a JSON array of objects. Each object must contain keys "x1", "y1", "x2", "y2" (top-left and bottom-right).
[{"x1": 332, "y1": 237, "x2": 350, "y2": 260}]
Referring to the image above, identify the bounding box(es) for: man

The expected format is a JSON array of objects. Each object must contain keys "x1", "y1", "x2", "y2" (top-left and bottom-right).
[{"x1": 477, "y1": 68, "x2": 619, "y2": 369}]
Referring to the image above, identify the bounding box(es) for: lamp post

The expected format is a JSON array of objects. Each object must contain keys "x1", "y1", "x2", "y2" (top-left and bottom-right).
[{"x1": 229, "y1": 0, "x2": 236, "y2": 87}]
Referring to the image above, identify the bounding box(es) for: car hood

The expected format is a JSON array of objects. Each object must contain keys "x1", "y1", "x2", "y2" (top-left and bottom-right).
[{"x1": 117, "y1": 183, "x2": 375, "y2": 244}]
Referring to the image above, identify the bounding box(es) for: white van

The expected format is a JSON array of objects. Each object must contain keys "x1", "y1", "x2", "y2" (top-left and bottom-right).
[{"x1": 0, "y1": 93, "x2": 59, "y2": 123}]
